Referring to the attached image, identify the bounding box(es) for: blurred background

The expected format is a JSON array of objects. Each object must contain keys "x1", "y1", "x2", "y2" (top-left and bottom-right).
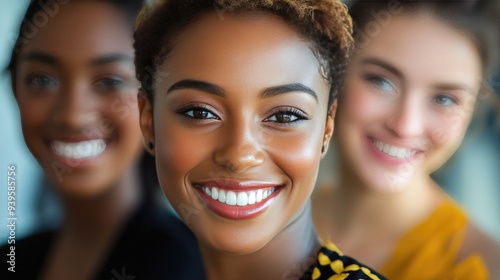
[{"x1": 1, "y1": 1, "x2": 499, "y2": 244}]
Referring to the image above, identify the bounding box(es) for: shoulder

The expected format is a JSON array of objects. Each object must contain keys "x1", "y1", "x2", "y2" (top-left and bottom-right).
[
  {"x1": 1, "y1": 230, "x2": 55, "y2": 252},
  {"x1": 98, "y1": 202, "x2": 205, "y2": 279},
  {"x1": 1, "y1": 231, "x2": 56, "y2": 278},
  {"x1": 460, "y1": 222, "x2": 500, "y2": 279}
]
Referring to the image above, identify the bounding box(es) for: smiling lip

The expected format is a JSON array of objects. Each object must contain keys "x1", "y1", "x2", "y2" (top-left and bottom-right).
[
  {"x1": 367, "y1": 136, "x2": 422, "y2": 165},
  {"x1": 193, "y1": 180, "x2": 283, "y2": 220},
  {"x1": 46, "y1": 135, "x2": 110, "y2": 167}
]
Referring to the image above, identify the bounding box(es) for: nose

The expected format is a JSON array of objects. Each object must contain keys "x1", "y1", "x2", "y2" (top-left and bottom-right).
[
  {"x1": 213, "y1": 121, "x2": 265, "y2": 173},
  {"x1": 385, "y1": 95, "x2": 425, "y2": 138},
  {"x1": 51, "y1": 81, "x2": 97, "y2": 130}
]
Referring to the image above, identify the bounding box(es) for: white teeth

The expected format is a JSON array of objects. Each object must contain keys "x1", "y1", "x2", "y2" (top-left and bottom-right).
[
  {"x1": 248, "y1": 192, "x2": 256, "y2": 205},
  {"x1": 256, "y1": 189, "x2": 263, "y2": 202},
  {"x1": 226, "y1": 191, "x2": 237, "y2": 206},
  {"x1": 373, "y1": 139, "x2": 416, "y2": 159},
  {"x1": 211, "y1": 188, "x2": 218, "y2": 200},
  {"x1": 236, "y1": 192, "x2": 248, "y2": 206},
  {"x1": 200, "y1": 186, "x2": 277, "y2": 207},
  {"x1": 204, "y1": 187, "x2": 211, "y2": 196},
  {"x1": 51, "y1": 139, "x2": 106, "y2": 159},
  {"x1": 218, "y1": 189, "x2": 226, "y2": 203}
]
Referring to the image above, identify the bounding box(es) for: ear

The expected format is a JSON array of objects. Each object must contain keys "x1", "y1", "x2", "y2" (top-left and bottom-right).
[
  {"x1": 321, "y1": 98, "x2": 337, "y2": 158},
  {"x1": 138, "y1": 90, "x2": 155, "y2": 155}
]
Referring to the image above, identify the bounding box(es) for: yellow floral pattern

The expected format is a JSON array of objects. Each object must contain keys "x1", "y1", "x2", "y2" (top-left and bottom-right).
[{"x1": 301, "y1": 242, "x2": 386, "y2": 280}]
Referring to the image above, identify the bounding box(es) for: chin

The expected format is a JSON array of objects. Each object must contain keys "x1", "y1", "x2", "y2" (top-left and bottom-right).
[
  {"x1": 364, "y1": 171, "x2": 414, "y2": 194},
  {"x1": 51, "y1": 176, "x2": 111, "y2": 198},
  {"x1": 205, "y1": 234, "x2": 270, "y2": 256}
]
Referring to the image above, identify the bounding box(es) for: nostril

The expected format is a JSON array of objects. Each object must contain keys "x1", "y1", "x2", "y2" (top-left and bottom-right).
[{"x1": 214, "y1": 143, "x2": 265, "y2": 173}]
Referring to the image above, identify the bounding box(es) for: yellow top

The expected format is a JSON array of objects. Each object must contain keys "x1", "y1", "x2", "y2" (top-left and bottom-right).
[{"x1": 380, "y1": 200, "x2": 489, "y2": 280}]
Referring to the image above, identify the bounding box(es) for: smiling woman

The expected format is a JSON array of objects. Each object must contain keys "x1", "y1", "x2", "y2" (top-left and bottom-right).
[
  {"x1": 1, "y1": 1, "x2": 204, "y2": 279},
  {"x1": 312, "y1": 1, "x2": 500, "y2": 280},
  {"x1": 134, "y1": 0, "x2": 387, "y2": 279}
]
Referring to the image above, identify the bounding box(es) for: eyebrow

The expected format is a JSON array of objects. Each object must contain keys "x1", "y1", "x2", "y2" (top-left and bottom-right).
[
  {"x1": 90, "y1": 53, "x2": 134, "y2": 66},
  {"x1": 360, "y1": 57, "x2": 404, "y2": 80},
  {"x1": 259, "y1": 83, "x2": 318, "y2": 102},
  {"x1": 432, "y1": 83, "x2": 474, "y2": 94},
  {"x1": 20, "y1": 52, "x2": 58, "y2": 65},
  {"x1": 168, "y1": 80, "x2": 226, "y2": 97},
  {"x1": 19, "y1": 51, "x2": 133, "y2": 66},
  {"x1": 167, "y1": 79, "x2": 318, "y2": 101}
]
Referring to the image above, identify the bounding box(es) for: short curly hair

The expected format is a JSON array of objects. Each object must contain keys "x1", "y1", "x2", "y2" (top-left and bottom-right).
[{"x1": 134, "y1": 0, "x2": 354, "y2": 106}]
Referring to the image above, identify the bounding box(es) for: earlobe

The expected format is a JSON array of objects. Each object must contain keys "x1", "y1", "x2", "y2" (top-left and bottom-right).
[
  {"x1": 138, "y1": 90, "x2": 155, "y2": 155},
  {"x1": 321, "y1": 99, "x2": 337, "y2": 157}
]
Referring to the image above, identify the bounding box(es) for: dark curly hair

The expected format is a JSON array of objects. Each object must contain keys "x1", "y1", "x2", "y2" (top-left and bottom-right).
[{"x1": 134, "y1": 0, "x2": 354, "y2": 106}]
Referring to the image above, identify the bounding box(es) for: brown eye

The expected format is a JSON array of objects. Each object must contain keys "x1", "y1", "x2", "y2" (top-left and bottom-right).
[
  {"x1": 264, "y1": 108, "x2": 308, "y2": 126},
  {"x1": 181, "y1": 107, "x2": 219, "y2": 120},
  {"x1": 271, "y1": 112, "x2": 298, "y2": 123},
  {"x1": 27, "y1": 75, "x2": 58, "y2": 88}
]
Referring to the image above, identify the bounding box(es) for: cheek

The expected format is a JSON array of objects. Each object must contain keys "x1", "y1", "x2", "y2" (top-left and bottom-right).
[
  {"x1": 340, "y1": 82, "x2": 388, "y2": 124},
  {"x1": 155, "y1": 123, "x2": 208, "y2": 180},
  {"x1": 267, "y1": 129, "x2": 323, "y2": 190},
  {"x1": 111, "y1": 98, "x2": 142, "y2": 139},
  {"x1": 17, "y1": 96, "x2": 52, "y2": 146},
  {"x1": 429, "y1": 109, "x2": 472, "y2": 146}
]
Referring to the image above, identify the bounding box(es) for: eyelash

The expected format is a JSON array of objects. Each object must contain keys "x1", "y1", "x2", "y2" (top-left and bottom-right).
[
  {"x1": 26, "y1": 74, "x2": 58, "y2": 89},
  {"x1": 433, "y1": 94, "x2": 459, "y2": 107},
  {"x1": 176, "y1": 105, "x2": 220, "y2": 121},
  {"x1": 94, "y1": 76, "x2": 126, "y2": 90},
  {"x1": 364, "y1": 75, "x2": 396, "y2": 93},
  {"x1": 264, "y1": 107, "x2": 309, "y2": 126},
  {"x1": 176, "y1": 105, "x2": 309, "y2": 127}
]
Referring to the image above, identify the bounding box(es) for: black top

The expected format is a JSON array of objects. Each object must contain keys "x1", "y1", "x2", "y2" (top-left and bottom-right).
[
  {"x1": 1, "y1": 197, "x2": 205, "y2": 279},
  {"x1": 2, "y1": 153, "x2": 205, "y2": 280}
]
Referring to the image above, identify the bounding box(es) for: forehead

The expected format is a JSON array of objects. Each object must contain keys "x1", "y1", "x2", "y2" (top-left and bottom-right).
[
  {"x1": 159, "y1": 12, "x2": 328, "y2": 99},
  {"x1": 19, "y1": 2, "x2": 133, "y2": 59},
  {"x1": 354, "y1": 14, "x2": 482, "y2": 89}
]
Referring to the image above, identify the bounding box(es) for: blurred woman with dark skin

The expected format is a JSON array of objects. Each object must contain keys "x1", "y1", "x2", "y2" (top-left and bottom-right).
[
  {"x1": 312, "y1": 1, "x2": 500, "y2": 279},
  {"x1": 1, "y1": 1, "x2": 204, "y2": 279}
]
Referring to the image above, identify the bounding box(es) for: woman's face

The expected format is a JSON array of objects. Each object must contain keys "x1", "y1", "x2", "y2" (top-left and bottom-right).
[
  {"x1": 139, "y1": 12, "x2": 333, "y2": 254},
  {"x1": 15, "y1": 2, "x2": 142, "y2": 196},
  {"x1": 336, "y1": 14, "x2": 482, "y2": 192}
]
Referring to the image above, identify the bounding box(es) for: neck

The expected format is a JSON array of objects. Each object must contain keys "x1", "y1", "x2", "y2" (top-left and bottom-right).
[
  {"x1": 60, "y1": 162, "x2": 141, "y2": 243},
  {"x1": 332, "y1": 161, "x2": 444, "y2": 239},
  {"x1": 201, "y1": 201, "x2": 320, "y2": 280}
]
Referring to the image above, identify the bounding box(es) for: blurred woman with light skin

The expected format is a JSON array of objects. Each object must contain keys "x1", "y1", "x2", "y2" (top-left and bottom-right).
[
  {"x1": 312, "y1": 1, "x2": 500, "y2": 279},
  {"x1": 134, "y1": 0, "x2": 387, "y2": 279},
  {"x1": 0, "y1": 1, "x2": 203, "y2": 279}
]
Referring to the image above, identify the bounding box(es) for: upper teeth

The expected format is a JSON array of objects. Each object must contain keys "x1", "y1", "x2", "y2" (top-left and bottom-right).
[
  {"x1": 200, "y1": 186, "x2": 276, "y2": 207},
  {"x1": 373, "y1": 139, "x2": 416, "y2": 159},
  {"x1": 51, "y1": 139, "x2": 106, "y2": 159}
]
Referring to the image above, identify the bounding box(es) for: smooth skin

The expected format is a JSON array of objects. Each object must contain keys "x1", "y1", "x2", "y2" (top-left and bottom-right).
[
  {"x1": 312, "y1": 14, "x2": 500, "y2": 277},
  {"x1": 14, "y1": 3, "x2": 142, "y2": 280},
  {"x1": 139, "y1": 12, "x2": 335, "y2": 280}
]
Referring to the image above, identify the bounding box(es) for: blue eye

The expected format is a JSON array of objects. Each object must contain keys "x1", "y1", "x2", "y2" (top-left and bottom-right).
[
  {"x1": 27, "y1": 75, "x2": 57, "y2": 88},
  {"x1": 366, "y1": 75, "x2": 395, "y2": 92},
  {"x1": 434, "y1": 95, "x2": 457, "y2": 106},
  {"x1": 179, "y1": 106, "x2": 219, "y2": 120},
  {"x1": 265, "y1": 108, "x2": 308, "y2": 125}
]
